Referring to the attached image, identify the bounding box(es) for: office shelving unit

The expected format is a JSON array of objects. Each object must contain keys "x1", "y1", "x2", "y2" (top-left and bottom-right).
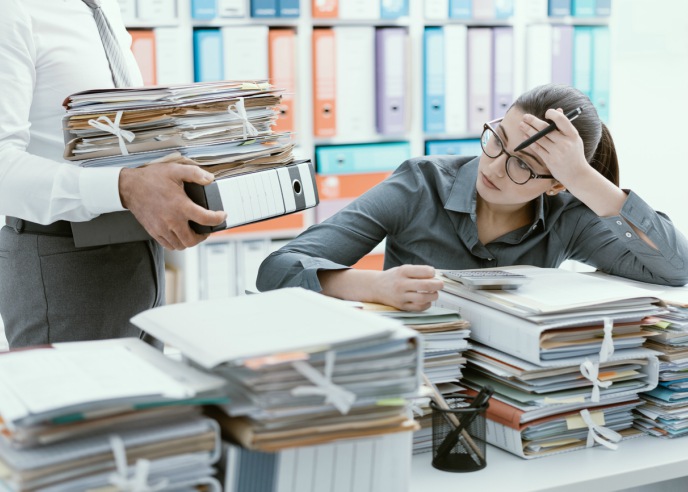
[{"x1": 117, "y1": 0, "x2": 610, "y2": 302}]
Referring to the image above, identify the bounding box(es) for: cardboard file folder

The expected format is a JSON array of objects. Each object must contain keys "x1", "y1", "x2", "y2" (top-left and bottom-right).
[{"x1": 70, "y1": 161, "x2": 318, "y2": 247}]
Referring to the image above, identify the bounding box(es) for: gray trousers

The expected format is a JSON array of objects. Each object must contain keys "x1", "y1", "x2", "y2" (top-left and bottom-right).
[{"x1": 0, "y1": 226, "x2": 165, "y2": 348}]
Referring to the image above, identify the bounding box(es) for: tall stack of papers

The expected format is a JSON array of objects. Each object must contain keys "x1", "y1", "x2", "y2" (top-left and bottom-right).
[
  {"x1": 436, "y1": 266, "x2": 665, "y2": 459},
  {"x1": 62, "y1": 81, "x2": 294, "y2": 176},
  {"x1": 0, "y1": 338, "x2": 225, "y2": 490},
  {"x1": 131, "y1": 288, "x2": 422, "y2": 456},
  {"x1": 358, "y1": 303, "x2": 471, "y2": 454},
  {"x1": 588, "y1": 273, "x2": 688, "y2": 438}
]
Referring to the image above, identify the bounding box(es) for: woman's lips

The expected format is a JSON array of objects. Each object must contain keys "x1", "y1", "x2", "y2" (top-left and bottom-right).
[{"x1": 481, "y1": 173, "x2": 500, "y2": 190}]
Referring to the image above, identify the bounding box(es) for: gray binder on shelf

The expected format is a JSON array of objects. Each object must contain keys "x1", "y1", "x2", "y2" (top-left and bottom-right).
[{"x1": 70, "y1": 160, "x2": 318, "y2": 247}]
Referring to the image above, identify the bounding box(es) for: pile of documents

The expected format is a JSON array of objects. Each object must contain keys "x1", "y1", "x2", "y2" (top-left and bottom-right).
[
  {"x1": 130, "y1": 289, "x2": 422, "y2": 461},
  {"x1": 0, "y1": 338, "x2": 226, "y2": 491},
  {"x1": 592, "y1": 277, "x2": 688, "y2": 438},
  {"x1": 61, "y1": 81, "x2": 294, "y2": 177},
  {"x1": 436, "y1": 266, "x2": 666, "y2": 459},
  {"x1": 358, "y1": 303, "x2": 471, "y2": 454}
]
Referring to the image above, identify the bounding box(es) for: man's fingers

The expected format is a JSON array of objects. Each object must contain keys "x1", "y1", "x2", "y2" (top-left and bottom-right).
[{"x1": 187, "y1": 205, "x2": 227, "y2": 227}]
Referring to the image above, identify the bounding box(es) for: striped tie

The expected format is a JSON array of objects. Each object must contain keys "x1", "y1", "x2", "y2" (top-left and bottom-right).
[{"x1": 81, "y1": 0, "x2": 134, "y2": 87}]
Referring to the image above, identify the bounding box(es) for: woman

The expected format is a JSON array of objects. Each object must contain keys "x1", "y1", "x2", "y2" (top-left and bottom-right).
[{"x1": 257, "y1": 84, "x2": 688, "y2": 310}]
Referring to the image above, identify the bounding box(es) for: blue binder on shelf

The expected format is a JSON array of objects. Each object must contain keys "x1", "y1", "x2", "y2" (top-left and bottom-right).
[
  {"x1": 381, "y1": 0, "x2": 409, "y2": 18},
  {"x1": 595, "y1": 0, "x2": 611, "y2": 16},
  {"x1": 425, "y1": 139, "x2": 481, "y2": 157},
  {"x1": 572, "y1": 26, "x2": 593, "y2": 100},
  {"x1": 591, "y1": 26, "x2": 610, "y2": 123},
  {"x1": 315, "y1": 142, "x2": 411, "y2": 175},
  {"x1": 572, "y1": 0, "x2": 595, "y2": 17},
  {"x1": 548, "y1": 0, "x2": 571, "y2": 17},
  {"x1": 191, "y1": 0, "x2": 218, "y2": 19},
  {"x1": 193, "y1": 29, "x2": 224, "y2": 82},
  {"x1": 277, "y1": 0, "x2": 299, "y2": 17},
  {"x1": 449, "y1": 0, "x2": 471, "y2": 19},
  {"x1": 423, "y1": 28, "x2": 446, "y2": 134},
  {"x1": 251, "y1": 0, "x2": 277, "y2": 17}
]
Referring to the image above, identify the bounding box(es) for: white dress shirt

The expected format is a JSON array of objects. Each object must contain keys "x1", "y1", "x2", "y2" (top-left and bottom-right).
[{"x1": 0, "y1": 0, "x2": 143, "y2": 224}]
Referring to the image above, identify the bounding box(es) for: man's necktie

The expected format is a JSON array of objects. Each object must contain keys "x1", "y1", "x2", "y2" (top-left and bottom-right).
[{"x1": 81, "y1": 0, "x2": 134, "y2": 87}]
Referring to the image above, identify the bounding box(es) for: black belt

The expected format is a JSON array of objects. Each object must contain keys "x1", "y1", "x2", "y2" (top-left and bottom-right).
[{"x1": 5, "y1": 216, "x2": 73, "y2": 236}]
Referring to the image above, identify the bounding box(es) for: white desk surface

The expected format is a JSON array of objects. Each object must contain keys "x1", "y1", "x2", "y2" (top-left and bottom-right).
[{"x1": 410, "y1": 435, "x2": 688, "y2": 492}]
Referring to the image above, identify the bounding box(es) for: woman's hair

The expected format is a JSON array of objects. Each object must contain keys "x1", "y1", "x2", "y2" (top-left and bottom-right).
[{"x1": 511, "y1": 84, "x2": 619, "y2": 186}]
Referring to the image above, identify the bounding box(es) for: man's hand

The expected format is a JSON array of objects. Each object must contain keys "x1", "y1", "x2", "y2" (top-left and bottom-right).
[{"x1": 119, "y1": 162, "x2": 227, "y2": 250}]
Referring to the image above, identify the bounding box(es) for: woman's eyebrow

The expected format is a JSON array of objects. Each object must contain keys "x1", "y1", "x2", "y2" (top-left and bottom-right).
[{"x1": 500, "y1": 126, "x2": 547, "y2": 169}]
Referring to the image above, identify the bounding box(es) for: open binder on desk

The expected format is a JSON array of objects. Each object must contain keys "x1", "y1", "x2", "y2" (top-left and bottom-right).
[{"x1": 70, "y1": 159, "x2": 318, "y2": 247}]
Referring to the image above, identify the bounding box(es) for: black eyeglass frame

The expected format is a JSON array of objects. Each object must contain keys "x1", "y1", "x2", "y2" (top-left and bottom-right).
[{"x1": 480, "y1": 118, "x2": 554, "y2": 185}]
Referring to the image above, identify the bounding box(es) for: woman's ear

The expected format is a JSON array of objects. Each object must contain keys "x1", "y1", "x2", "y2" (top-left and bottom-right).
[{"x1": 546, "y1": 182, "x2": 567, "y2": 196}]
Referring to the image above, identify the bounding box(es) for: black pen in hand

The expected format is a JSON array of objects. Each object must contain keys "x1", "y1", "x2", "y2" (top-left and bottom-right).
[{"x1": 514, "y1": 107, "x2": 583, "y2": 152}]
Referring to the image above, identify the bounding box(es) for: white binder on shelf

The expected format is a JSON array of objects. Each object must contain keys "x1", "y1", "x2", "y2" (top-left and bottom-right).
[
  {"x1": 467, "y1": 27, "x2": 493, "y2": 134},
  {"x1": 444, "y1": 24, "x2": 468, "y2": 135},
  {"x1": 222, "y1": 25, "x2": 269, "y2": 80},
  {"x1": 334, "y1": 26, "x2": 377, "y2": 139},
  {"x1": 200, "y1": 241, "x2": 237, "y2": 300},
  {"x1": 155, "y1": 27, "x2": 193, "y2": 85},
  {"x1": 424, "y1": 0, "x2": 449, "y2": 19},
  {"x1": 339, "y1": 0, "x2": 381, "y2": 19},
  {"x1": 525, "y1": 24, "x2": 553, "y2": 90}
]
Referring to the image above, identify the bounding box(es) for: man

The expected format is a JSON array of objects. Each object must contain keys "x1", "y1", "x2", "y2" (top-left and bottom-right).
[{"x1": 0, "y1": 0, "x2": 226, "y2": 347}]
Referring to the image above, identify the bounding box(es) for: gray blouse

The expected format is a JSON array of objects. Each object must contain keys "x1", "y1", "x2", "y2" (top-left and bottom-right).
[{"x1": 257, "y1": 156, "x2": 688, "y2": 292}]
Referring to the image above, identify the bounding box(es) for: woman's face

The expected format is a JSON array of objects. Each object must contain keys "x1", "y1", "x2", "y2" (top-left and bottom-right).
[{"x1": 476, "y1": 108, "x2": 556, "y2": 206}]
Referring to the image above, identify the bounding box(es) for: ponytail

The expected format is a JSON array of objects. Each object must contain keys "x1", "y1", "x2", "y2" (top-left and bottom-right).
[{"x1": 590, "y1": 123, "x2": 619, "y2": 186}]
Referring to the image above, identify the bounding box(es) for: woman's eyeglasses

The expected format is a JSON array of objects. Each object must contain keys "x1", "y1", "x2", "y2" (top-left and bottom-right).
[{"x1": 480, "y1": 118, "x2": 554, "y2": 185}]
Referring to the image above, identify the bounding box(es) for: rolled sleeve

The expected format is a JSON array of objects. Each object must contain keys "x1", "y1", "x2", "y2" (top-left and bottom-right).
[{"x1": 78, "y1": 166, "x2": 126, "y2": 215}]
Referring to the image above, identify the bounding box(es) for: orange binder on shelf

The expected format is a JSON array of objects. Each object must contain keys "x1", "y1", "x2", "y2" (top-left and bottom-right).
[
  {"x1": 129, "y1": 29, "x2": 157, "y2": 86},
  {"x1": 315, "y1": 171, "x2": 391, "y2": 200},
  {"x1": 268, "y1": 29, "x2": 296, "y2": 134},
  {"x1": 353, "y1": 253, "x2": 385, "y2": 271},
  {"x1": 312, "y1": 0, "x2": 338, "y2": 18},
  {"x1": 312, "y1": 28, "x2": 337, "y2": 137}
]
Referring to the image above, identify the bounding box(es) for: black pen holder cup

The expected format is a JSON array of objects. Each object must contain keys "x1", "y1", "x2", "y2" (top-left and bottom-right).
[{"x1": 430, "y1": 396, "x2": 488, "y2": 473}]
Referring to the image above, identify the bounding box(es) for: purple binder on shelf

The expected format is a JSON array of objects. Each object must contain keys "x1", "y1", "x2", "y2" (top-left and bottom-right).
[
  {"x1": 552, "y1": 25, "x2": 574, "y2": 86},
  {"x1": 375, "y1": 28, "x2": 408, "y2": 135}
]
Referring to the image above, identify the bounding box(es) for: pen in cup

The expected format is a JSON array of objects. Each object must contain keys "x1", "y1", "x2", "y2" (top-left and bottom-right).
[{"x1": 514, "y1": 107, "x2": 583, "y2": 152}]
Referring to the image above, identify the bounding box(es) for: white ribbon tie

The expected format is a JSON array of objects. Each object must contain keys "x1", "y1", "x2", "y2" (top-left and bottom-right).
[
  {"x1": 88, "y1": 110, "x2": 135, "y2": 155},
  {"x1": 108, "y1": 435, "x2": 169, "y2": 492},
  {"x1": 227, "y1": 98, "x2": 259, "y2": 139},
  {"x1": 580, "y1": 409, "x2": 622, "y2": 450},
  {"x1": 291, "y1": 351, "x2": 356, "y2": 414},
  {"x1": 580, "y1": 358, "x2": 612, "y2": 402},
  {"x1": 599, "y1": 317, "x2": 615, "y2": 363}
]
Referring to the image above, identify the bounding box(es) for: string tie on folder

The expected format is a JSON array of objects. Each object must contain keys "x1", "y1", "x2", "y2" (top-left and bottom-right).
[
  {"x1": 88, "y1": 110, "x2": 135, "y2": 156},
  {"x1": 599, "y1": 317, "x2": 615, "y2": 363},
  {"x1": 580, "y1": 358, "x2": 612, "y2": 403},
  {"x1": 291, "y1": 351, "x2": 356, "y2": 414},
  {"x1": 580, "y1": 409, "x2": 622, "y2": 450},
  {"x1": 227, "y1": 98, "x2": 259, "y2": 140},
  {"x1": 107, "y1": 435, "x2": 169, "y2": 492}
]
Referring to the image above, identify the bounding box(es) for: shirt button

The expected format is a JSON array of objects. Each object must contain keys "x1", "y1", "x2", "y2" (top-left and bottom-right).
[
  {"x1": 487, "y1": 258, "x2": 493, "y2": 261},
  {"x1": 532, "y1": 225, "x2": 537, "y2": 230},
  {"x1": 616, "y1": 220, "x2": 622, "y2": 225},
  {"x1": 625, "y1": 232, "x2": 632, "y2": 238}
]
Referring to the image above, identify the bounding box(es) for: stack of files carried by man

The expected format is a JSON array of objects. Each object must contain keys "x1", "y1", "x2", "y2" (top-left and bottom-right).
[
  {"x1": 60, "y1": 81, "x2": 320, "y2": 247},
  {"x1": 435, "y1": 266, "x2": 666, "y2": 459},
  {"x1": 582, "y1": 273, "x2": 688, "y2": 439},
  {"x1": 0, "y1": 338, "x2": 226, "y2": 491},
  {"x1": 61, "y1": 80, "x2": 293, "y2": 175},
  {"x1": 357, "y1": 302, "x2": 471, "y2": 454},
  {"x1": 130, "y1": 288, "x2": 422, "y2": 491}
]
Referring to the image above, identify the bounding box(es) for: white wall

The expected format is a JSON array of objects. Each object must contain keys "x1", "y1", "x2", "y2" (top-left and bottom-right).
[{"x1": 610, "y1": 1, "x2": 688, "y2": 234}]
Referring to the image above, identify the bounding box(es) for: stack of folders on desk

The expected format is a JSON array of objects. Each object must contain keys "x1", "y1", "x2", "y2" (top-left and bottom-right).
[
  {"x1": 358, "y1": 303, "x2": 471, "y2": 454},
  {"x1": 130, "y1": 288, "x2": 422, "y2": 491},
  {"x1": 436, "y1": 266, "x2": 666, "y2": 459},
  {"x1": 585, "y1": 273, "x2": 688, "y2": 438},
  {"x1": 0, "y1": 338, "x2": 226, "y2": 491},
  {"x1": 61, "y1": 81, "x2": 294, "y2": 175}
]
